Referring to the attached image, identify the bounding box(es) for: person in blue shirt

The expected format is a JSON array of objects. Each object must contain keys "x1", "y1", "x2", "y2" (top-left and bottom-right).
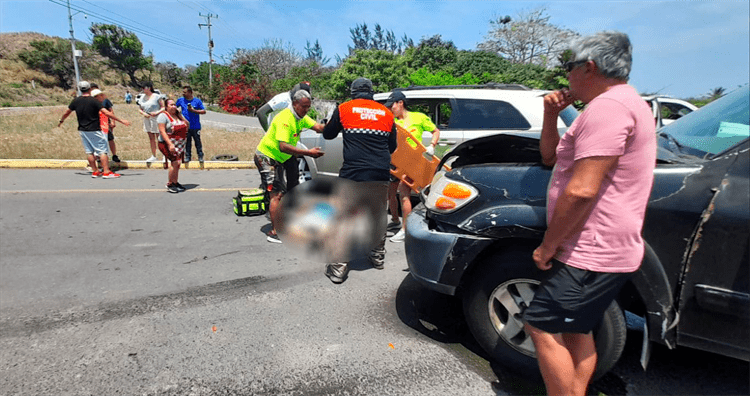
[{"x1": 175, "y1": 86, "x2": 206, "y2": 164}]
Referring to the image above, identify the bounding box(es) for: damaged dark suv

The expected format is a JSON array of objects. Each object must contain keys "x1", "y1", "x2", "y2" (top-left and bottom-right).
[{"x1": 404, "y1": 86, "x2": 749, "y2": 377}]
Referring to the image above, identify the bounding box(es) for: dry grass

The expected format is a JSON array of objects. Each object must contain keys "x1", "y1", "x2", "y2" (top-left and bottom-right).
[{"x1": 0, "y1": 105, "x2": 264, "y2": 161}]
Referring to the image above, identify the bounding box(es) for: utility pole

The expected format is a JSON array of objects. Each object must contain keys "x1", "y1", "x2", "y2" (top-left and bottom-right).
[
  {"x1": 66, "y1": 0, "x2": 82, "y2": 96},
  {"x1": 198, "y1": 13, "x2": 217, "y2": 88}
]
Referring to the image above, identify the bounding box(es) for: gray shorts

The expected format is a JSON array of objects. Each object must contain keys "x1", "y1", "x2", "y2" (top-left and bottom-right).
[
  {"x1": 254, "y1": 151, "x2": 286, "y2": 194},
  {"x1": 79, "y1": 130, "x2": 108, "y2": 155},
  {"x1": 523, "y1": 259, "x2": 633, "y2": 334}
]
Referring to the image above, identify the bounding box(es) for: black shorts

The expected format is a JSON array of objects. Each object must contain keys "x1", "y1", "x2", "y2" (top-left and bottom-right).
[
  {"x1": 523, "y1": 259, "x2": 633, "y2": 334},
  {"x1": 107, "y1": 128, "x2": 115, "y2": 142}
]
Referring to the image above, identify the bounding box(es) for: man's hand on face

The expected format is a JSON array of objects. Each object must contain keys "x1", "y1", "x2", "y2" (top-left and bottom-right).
[{"x1": 544, "y1": 89, "x2": 575, "y2": 116}]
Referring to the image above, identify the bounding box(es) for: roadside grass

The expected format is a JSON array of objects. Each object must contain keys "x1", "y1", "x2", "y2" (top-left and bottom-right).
[{"x1": 0, "y1": 105, "x2": 264, "y2": 161}]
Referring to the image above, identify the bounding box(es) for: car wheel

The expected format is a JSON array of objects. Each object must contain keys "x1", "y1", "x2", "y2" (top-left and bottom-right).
[
  {"x1": 298, "y1": 157, "x2": 312, "y2": 184},
  {"x1": 462, "y1": 247, "x2": 627, "y2": 379}
]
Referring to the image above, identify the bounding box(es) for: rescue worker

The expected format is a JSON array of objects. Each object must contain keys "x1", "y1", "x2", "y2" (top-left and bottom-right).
[
  {"x1": 254, "y1": 89, "x2": 325, "y2": 243},
  {"x1": 256, "y1": 82, "x2": 324, "y2": 190},
  {"x1": 320, "y1": 77, "x2": 398, "y2": 283}
]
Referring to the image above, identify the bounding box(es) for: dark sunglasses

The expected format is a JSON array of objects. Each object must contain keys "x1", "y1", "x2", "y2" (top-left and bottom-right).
[{"x1": 563, "y1": 60, "x2": 588, "y2": 72}]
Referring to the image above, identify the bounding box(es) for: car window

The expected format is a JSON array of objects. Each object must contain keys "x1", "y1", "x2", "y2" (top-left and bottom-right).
[
  {"x1": 438, "y1": 102, "x2": 452, "y2": 128},
  {"x1": 402, "y1": 98, "x2": 452, "y2": 129},
  {"x1": 666, "y1": 87, "x2": 749, "y2": 156},
  {"x1": 450, "y1": 99, "x2": 531, "y2": 130},
  {"x1": 662, "y1": 102, "x2": 693, "y2": 120}
]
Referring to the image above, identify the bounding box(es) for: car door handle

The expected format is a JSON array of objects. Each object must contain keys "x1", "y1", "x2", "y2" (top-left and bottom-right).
[{"x1": 439, "y1": 140, "x2": 457, "y2": 146}]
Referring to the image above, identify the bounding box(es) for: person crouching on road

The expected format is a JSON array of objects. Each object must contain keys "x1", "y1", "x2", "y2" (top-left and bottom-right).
[
  {"x1": 384, "y1": 90, "x2": 440, "y2": 243},
  {"x1": 523, "y1": 31, "x2": 656, "y2": 396},
  {"x1": 320, "y1": 77, "x2": 398, "y2": 284},
  {"x1": 157, "y1": 98, "x2": 189, "y2": 193},
  {"x1": 254, "y1": 89, "x2": 325, "y2": 243},
  {"x1": 57, "y1": 81, "x2": 131, "y2": 179}
]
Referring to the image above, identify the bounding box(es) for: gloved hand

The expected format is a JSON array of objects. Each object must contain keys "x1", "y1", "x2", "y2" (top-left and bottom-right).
[{"x1": 425, "y1": 144, "x2": 435, "y2": 156}]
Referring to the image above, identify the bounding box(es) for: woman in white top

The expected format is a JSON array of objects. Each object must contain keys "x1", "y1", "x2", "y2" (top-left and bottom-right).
[
  {"x1": 137, "y1": 82, "x2": 165, "y2": 162},
  {"x1": 157, "y1": 98, "x2": 189, "y2": 193}
]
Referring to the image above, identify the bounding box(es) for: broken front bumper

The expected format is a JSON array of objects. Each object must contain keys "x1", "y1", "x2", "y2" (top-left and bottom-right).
[{"x1": 404, "y1": 204, "x2": 495, "y2": 296}]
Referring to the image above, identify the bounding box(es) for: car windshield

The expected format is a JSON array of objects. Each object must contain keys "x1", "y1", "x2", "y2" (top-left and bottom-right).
[{"x1": 662, "y1": 86, "x2": 749, "y2": 157}]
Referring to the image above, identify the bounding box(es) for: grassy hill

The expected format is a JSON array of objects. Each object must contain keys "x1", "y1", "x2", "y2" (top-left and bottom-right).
[{"x1": 0, "y1": 32, "x2": 161, "y2": 107}]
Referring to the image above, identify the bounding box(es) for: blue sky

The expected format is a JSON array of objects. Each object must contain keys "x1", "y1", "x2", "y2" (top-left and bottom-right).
[{"x1": 1, "y1": 0, "x2": 748, "y2": 99}]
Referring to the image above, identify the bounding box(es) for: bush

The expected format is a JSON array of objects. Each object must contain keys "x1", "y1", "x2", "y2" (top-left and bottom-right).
[{"x1": 218, "y1": 81, "x2": 261, "y2": 115}]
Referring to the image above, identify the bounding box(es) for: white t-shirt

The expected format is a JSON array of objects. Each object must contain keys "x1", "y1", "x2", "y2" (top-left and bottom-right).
[
  {"x1": 265, "y1": 91, "x2": 293, "y2": 125},
  {"x1": 138, "y1": 93, "x2": 164, "y2": 113}
]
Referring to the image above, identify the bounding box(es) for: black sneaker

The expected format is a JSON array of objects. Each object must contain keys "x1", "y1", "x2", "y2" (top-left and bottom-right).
[
  {"x1": 166, "y1": 183, "x2": 180, "y2": 193},
  {"x1": 112, "y1": 155, "x2": 121, "y2": 163},
  {"x1": 266, "y1": 233, "x2": 282, "y2": 244},
  {"x1": 173, "y1": 182, "x2": 186, "y2": 192}
]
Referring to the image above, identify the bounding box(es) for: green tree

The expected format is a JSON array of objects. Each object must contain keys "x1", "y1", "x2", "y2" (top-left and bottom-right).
[
  {"x1": 408, "y1": 68, "x2": 482, "y2": 86},
  {"x1": 154, "y1": 61, "x2": 186, "y2": 88},
  {"x1": 271, "y1": 62, "x2": 333, "y2": 100},
  {"x1": 404, "y1": 35, "x2": 458, "y2": 74},
  {"x1": 327, "y1": 49, "x2": 409, "y2": 101},
  {"x1": 304, "y1": 39, "x2": 331, "y2": 67},
  {"x1": 454, "y1": 50, "x2": 510, "y2": 79},
  {"x1": 344, "y1": 23, "x2": 413, "y2": 58},
  {"x1": 17, "y1": 38, "x2": 95, "y2": 89},
  {"x1": 188, "y1": 62, "x2": 230, "y2": 104},
  {"x1": 90, "y1": 23, "x2": 153, "y2": 86}
]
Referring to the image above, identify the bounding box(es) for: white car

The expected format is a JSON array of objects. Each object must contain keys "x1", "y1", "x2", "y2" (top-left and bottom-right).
[
  {"x1": 297, "y1": 84, "x2": 578, "y2": 181},
  {"x1": 643, "y1": 95, "x2": 698, "y2": 127}
]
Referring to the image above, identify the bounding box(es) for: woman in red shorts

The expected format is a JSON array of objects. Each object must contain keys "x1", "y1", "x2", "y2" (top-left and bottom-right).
[{"x1": 157, "y1": 98, "x2": 189, "y2": 193}]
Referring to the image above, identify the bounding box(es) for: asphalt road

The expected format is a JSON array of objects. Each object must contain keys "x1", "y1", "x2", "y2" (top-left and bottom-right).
[
  {"x1": 0, "y1": 169, "x2": 747, "y2": 396},
  {"x1": 202, "y1": 110, "x2": 263, "y2": 132}
]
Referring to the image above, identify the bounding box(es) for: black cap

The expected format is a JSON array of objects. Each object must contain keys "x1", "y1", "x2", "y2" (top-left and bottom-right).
[
  {"x1": 350, "y1": 77, "x2": 374, "y2": 99},
  {"x1": 384, "y1": 91, "x2": 406, "y2": 108},
  {"x1": 290, "y1": 82, "x2": 312, "y2": 100}
]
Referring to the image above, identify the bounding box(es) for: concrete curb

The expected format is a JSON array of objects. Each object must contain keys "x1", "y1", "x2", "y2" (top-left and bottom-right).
[{"x1": 0, "y1": 159, "x2": 255, "y2": 170}]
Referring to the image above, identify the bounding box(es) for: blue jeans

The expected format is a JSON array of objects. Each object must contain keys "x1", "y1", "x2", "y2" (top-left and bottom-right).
[{"x1": 185, "y1": 128, "x2": 203, "y2": 161}]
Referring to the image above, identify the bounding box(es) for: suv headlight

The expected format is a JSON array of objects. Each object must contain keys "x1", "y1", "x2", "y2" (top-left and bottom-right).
[{"x1": 425, "y1": 171, "x2": 478, "y2": 213}]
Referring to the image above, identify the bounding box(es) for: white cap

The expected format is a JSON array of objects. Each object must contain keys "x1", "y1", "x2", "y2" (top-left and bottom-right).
[{"x1": 90, "y1": 89, "x2": 103, "y2": 97}]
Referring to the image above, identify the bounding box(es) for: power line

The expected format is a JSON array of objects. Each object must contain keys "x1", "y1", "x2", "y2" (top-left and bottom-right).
[{"x1": 48, "y1": 0, "x2": 207, "y2": 55}]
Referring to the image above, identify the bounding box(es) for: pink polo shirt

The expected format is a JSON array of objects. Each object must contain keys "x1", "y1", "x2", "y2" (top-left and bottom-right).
[{"x1": 547, "y1": 84, "x2": 656, "y2": 273}]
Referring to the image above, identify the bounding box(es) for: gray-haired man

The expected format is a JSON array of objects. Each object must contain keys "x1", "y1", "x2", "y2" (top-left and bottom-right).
[{"x1": 254, "y1": 90, "x2": 325, "y2": 243}]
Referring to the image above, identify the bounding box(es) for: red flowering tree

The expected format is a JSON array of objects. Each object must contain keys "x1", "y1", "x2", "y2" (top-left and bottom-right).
[
  {"x1": 217, "y1": 61, "x2": 266, "y2": 115},
  {"x1": 219, "y1": 78, "x2": 261, "y2": 115}
]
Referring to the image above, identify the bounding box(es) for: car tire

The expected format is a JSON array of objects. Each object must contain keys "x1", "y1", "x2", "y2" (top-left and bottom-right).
[
  {"x1": 462, "y1": 247, "x2": 627, "y2": 380},
  {"x1": 211, "y1": 154, "x2": 239, "y2": 161}
]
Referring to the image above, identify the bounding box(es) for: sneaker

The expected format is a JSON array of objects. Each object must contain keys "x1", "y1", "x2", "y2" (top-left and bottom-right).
[
  {"x1": 146, "y1": 155, "x2": 158, "y2": 162},
  {"x1": 166, "y1": 183, "x2": 180, "y2": 193},
  {"x1": 390, "y1": 228, "x2": 406, "y2": 243},
  {"x1": 102, "y1": 172, "x2": 120, "y2": 179},
  {"x1": 112, "y1": 155, "x2": 121, "y2": 163},
  {"x1": 91, "y1": 171, "x2": 102, "y2": 178},
  {"x1": 173, "y1": 182, "x2": 186, "y2": 192},
  {"x1": 368, "y1": 248, "x2": 385, "y2": 270},
  {"x1": 387, "y1": 220, "x2": 402, "y2": 232},
  {"x1": 266, "y1": 232, "x2": 282, "y2": 244},
  {"x1": 325, "y1": 263, "x2": 349, "y2": 284}
]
